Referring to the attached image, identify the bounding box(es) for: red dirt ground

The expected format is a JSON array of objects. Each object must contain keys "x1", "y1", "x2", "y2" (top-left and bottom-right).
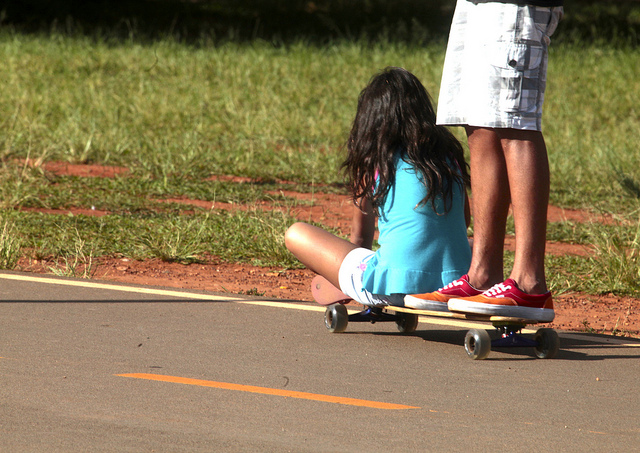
[{"x1": 17, "y1": 161, "x2": 640, "y2": 338}]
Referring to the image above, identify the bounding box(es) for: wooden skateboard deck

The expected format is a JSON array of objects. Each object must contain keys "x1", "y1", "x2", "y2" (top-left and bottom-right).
[
  {"x1": 384, "y1": 304, "x2": 539, "y2": 325},
  {"x1": 311, "y1": 275, "x2": 352, "y2": 306}
]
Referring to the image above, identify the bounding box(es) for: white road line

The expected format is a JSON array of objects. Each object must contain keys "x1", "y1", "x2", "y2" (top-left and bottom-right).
[
  {"x1": 0, "y1": 272, "x2": 505, "y2": 329},
  {"x1": 0, "y1": 272, "x2": 243, "y2": 301},
  {"x1": 2, "y1": 272, "x2": 639, "y2": 344}
]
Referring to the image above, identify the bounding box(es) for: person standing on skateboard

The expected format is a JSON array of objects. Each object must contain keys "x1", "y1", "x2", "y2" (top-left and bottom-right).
[
  {"x1": 405, "y1": 0, "x2": 563, "y2": 323},
  {"x1": 285, "y1": 67, "x2": 471, "y2": 311}
]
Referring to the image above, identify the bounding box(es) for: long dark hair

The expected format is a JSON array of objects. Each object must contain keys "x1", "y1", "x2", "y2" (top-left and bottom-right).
[{"x1": 342, "y1": 67, "x2": 469, "y2": 213}]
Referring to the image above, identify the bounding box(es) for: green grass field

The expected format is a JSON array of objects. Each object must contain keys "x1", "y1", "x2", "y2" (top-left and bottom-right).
[{"x1": 0, "y1": 1, "x2": 639, "y2": 296}]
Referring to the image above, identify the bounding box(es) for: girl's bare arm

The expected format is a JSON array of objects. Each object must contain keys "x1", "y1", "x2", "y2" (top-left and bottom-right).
[
  {"x1": 350, "y1": 197, "x2": 376, "y2": 249},
  {"x1": 464, "y1": 190, "x2": 471, "y2": 229}
]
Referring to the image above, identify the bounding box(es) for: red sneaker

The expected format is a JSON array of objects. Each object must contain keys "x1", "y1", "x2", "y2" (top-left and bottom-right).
[
  {"x1": 404, "y1": 275, "x2": 482, "y2": 311},
  {"x1": 448, "y1": 279, "x2": 555, "y2": 322}
]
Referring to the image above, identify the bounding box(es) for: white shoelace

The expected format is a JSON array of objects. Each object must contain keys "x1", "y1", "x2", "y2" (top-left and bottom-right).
[
  {"x1": 482, "y1": 282, "x2": 512, "y2": 298},
  {"x1": 439, "y1": 278, "x2": 465, "y2": 291}
]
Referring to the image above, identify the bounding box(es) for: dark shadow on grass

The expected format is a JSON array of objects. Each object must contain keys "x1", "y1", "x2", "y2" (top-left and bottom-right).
[
  {"x1": 1, "y1": 0, "x2": 638, "y2": 46},
  {"x1": 0, "y1": 0, "x2": 455, "y2": 44}
]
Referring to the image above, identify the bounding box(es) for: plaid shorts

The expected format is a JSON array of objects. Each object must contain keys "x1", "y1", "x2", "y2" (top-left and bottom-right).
[{"x1": 437, "y1": 0, "x2": 563, "y2": 131}]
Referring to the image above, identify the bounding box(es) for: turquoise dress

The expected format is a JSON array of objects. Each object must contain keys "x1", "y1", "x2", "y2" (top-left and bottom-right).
[{"x1": 362, "y1": 155, "x2": 471, "y2": 295}]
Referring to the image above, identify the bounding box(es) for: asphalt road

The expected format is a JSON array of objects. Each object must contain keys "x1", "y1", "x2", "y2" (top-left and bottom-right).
[{"x1": 1, "y1": 271, "x2": 639, "y2": 452}]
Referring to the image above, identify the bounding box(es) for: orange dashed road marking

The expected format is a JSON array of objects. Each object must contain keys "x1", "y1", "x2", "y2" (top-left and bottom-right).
[{"x1": 117, "y1": 373, "x2": 419, "y2": 410}]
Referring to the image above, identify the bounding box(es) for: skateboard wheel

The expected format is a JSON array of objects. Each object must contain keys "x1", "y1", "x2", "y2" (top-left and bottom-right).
[
  {"x1": 324, "y1": 304, "x2": 348, "y2": 333},
  {"x1": 395, "y1": 312, "x2": 419, "y2": 334},
  {"x1": 464, "y1": 329, "x2": 491, "y2": 360},
  {"x1": 534, "y1": 328, "x2": 560, "y2": 359}
]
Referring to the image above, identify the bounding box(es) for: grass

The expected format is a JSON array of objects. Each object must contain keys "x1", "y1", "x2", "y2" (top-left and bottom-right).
[
  {"x1": 587, "y1": 222, "x2": 640, "y2": 295},
  {"x1": 545, "y1": 45, "x2": 640, "y2": 213},
  {"x1": 47, "y1": 227, "x2": 97, "y2": 278},
  {"x1": 0, "y1": 219, "x2": 22, "y2": 269},
  {"x1": 0, "y1": 2, "x2": 639, "y2": 296},
  {"x1": 2, "y1": 206, "x2": 300, "y2": 268},
  {"x1": 0, "y1": 36, "x2": 443, "y2": 183}
]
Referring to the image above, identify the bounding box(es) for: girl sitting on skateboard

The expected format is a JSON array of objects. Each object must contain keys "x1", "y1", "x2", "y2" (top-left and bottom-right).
[{"x1": 285, "y1": 67, "x2": 471, "y2": 310}]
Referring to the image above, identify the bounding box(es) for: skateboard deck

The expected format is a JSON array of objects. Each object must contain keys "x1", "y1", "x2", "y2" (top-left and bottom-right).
[
  {"x1": 311, "y1": 275, "x2": 351, "y2": 306},
  {"x1": 384, "y1": 304, "x2": 537, "y2": 324},
  {"x1": 311, "y1": 277, "x2": 559, "y2": 360}
]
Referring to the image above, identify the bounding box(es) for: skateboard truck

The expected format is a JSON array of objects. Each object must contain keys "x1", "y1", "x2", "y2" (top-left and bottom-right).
[
  {"x1": 461, "y1": 323, "x2": 560, "y2": 360},
  {"x1": 347, "y1": 307, "x2": 397, "y2": 324},
  {"x1": 492, "y1": 323, "x2": 537, "y2": 348},
  {"x1": 324, "y1": 305, "x2": 418, "y2": 335}
]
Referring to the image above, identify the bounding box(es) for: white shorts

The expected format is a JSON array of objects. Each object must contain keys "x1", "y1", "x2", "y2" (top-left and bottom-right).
[
  {"x1": 338, "y1": 248, "x2": 403, "y2": 307},
  {"x1": 437, "y1": 0, "x2": 563, "y2": 131}
]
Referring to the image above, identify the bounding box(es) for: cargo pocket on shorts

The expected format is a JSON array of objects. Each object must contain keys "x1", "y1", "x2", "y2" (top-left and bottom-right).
[{"x1": 486, "y1": 41, "x2": 543, "y2": 113}]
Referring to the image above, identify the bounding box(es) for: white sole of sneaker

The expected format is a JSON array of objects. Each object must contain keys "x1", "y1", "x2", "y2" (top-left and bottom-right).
[
  {"x1": 448, "y1": 299, "x2": 555, "y2": 322},
  {"x1": 403, "y1": 295, "x2": 449, "y2": 312}
]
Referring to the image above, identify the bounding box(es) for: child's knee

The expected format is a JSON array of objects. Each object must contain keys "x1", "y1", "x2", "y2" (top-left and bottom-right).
[{"x1": 284, "y1": 222, "x2": 307, "y2": 252}]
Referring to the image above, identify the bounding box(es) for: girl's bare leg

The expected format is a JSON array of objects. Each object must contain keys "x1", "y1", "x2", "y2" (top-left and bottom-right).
[{"x1": 284, "y1": 222, "x2": 359, "y2": 289}]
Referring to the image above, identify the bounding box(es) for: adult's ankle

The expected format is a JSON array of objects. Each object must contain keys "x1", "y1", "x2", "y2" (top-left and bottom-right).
[
  {"x1": 508, "y1": 275, "x2": 549, "y2": 295},
  {"x1": 467, "y1": 271, "x2": 503, "y2": 291}
]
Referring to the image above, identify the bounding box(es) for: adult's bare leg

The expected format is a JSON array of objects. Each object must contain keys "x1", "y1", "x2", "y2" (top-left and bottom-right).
[
  {"x1": 500, "y1": 128, "x2": 549, "y2": 294},
  {"x1": 284, "y1": 222, "x2": 359, "y2": 289},
  {"x1": 465, "y1": 126, "x2": 511, "y2": 290}
]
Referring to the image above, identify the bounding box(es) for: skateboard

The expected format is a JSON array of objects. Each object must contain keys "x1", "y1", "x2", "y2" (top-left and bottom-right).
[
  {"x1": 311, "y1": 275, "x2": 560, "y2": 360},
  {"x1": 311, "y1": 275, "x2": 351, "y2": 306}
]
